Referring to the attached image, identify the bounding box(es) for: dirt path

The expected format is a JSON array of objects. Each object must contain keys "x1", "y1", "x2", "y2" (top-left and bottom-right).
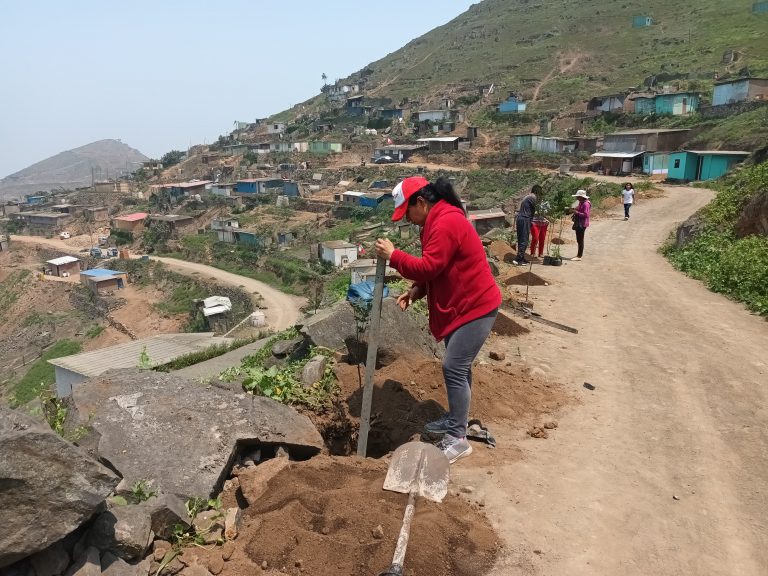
[
  {"x1": 8, "y1": 236, "x2": 305, "y2": 332},
  {"x1": 457, "y1": 185, "x2": 768, "y2": 575},
  {"x1": 145, "y1": 256, "x2": 305, "y2": 332},
  {"x1": 532, "y1": 51, "x2": 582, "y2": 102}
]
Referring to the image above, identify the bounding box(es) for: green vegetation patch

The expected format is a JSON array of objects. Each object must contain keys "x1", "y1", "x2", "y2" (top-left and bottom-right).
[
  {"x1": 12, "y1": 339, "x2": 83, "y2": 406},
  {"x1": 664, "y1": 162, "x2": 768, "y2": 315},
  {"x1": 153, "y1": 337, "x2": 263, "y2": 372},
  {"x1": 0, "y1": 269, "x2": 31, "y2": 320}
]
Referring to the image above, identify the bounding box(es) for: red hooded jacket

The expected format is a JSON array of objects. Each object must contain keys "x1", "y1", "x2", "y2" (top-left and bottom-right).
[{"x1": 389, "y1": 201, "x2": 501, "y2": 341}]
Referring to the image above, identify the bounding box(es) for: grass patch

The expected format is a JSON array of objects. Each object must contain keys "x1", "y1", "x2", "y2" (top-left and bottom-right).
[
  {"x1": 85, "y1": 325, "x2": 104, "y2": 338},
  {"x1": 22, "y1": 311, "x2": 45, "y2": 327},
  {"x1": 0, "y1": 269, "x2": 31, "y2": 320},
  {"x1": 663, "y1": 162, "x2": 768, "y2": 315},
  {"x1": 12, "y1": 339, "x2": 83, "y2": 406},
  {"x1": 155, "y1": 283, "x2": 209, "y2": 315},
  {"x1": 153, "y1": 336, "x2": 265, "y2": 372}
]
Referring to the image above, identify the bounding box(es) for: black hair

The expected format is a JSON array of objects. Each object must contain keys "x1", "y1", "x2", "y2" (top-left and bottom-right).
[
  {"x1": 531, "y1": 184, "x2": 542, "y2": 195},
  {"x1": 409, "y1": 176, "x2": 465, "y2": 214},
  {"x1": 625, "y1": 182, "x2": 633, "y2": 188}
]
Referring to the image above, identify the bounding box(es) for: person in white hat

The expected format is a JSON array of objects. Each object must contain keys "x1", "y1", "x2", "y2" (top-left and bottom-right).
[
  {"x1": 570, "y1": 189, "x2": 591, "y2": 261},
  {"x1": 374, "y1": 176, "x2": 501, "y2": 463}
]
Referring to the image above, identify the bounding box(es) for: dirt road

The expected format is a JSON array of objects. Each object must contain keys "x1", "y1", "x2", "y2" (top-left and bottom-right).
[
  {"x1": 457, "y1": 185, "x2": 768, "y2": 575},
  {"x1": 9, "y1": 236, "x2": 305, "y2": 332}
]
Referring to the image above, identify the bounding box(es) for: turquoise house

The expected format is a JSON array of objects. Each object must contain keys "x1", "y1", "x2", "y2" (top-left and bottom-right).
[
  {"x1": 655, "y1": 92, "x2": 699, "y2": 115},
  {"x1": 632, "y1": 15, "x2": 653, "y2": 27},
  {"x1": 309, "y1": 141, "x2": 343, "y2": 154},
  {"x1": 668, "y1": 151, "x2": 750, "y2": 181},
  {"x1": 632, "y1": 96, "x2": 656, "y2": 115},
  {"x1": 643, "y1": 152, "x2": 670, "y2": 176},
  {"x1": 754, "y1": 2, "x2": 768, "y2": 14}
]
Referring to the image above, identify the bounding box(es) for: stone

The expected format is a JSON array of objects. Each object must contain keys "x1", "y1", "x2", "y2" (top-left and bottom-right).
[
  {"x1": 543, "y1": 421, "x2": 558, "y2": 429},
  {"x1": 221, "y1": 542, "x2": 235, "y2": 561},
  {"x1": 179, "y1": 566, "x2": 212, "y2": 576},
  {"x1": 29, "y1": 541, "x2": 70, "y2": 576},
  {"x1": 141, "y1": 495, "x2": 190, "y2": 540},
  {"x1": 270, "y1": 337, "x2": 303, "y2": 358},
  {"x1": 66, "y1": 370, "x2": 323, "y2": 500},
  {"x1": 299, "y1": 299, "x2": 444, "y2": 361},
  {"x1": 301, "y1": 355, "x2": 326, "y2": 388},
  {"x1": 735, "y1": 191, "x2": 768, "y2": 238},
  {"x1": 191, "y1": 511, "x2": 224, "y2": 545},
  {"x1": 486, "y1": 258, "x2": 499, "y2": 277},
  {"x1": 489, "y1": 350, "x2": 506, "y2": 361},
  {"x1": 87, "y1": 505, "x2": 153, "y2": 561},
  {"x1": 371, "y1": 525, "x2": 384, "y2": 540},
  {"x1": 238, "y1": 457, "x2": 291, "y2": 506},
  {"x1": 206, "y1": 556, "x2": 224, "y2": 575},
  {"x1": 460, "y1": 486, "x2": 475, "y2": 494},
  {"x1": 223, "y1": 508, "x2": 241, "y2": 541},
  {"x1": 64, "y1": 547, "x2": 100, "y2": 576},
  {"x1": 0, "y1": 408, "x2": 119, "y2": 568}
]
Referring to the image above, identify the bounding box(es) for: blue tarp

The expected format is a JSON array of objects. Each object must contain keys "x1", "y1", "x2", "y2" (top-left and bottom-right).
[{"x1": 346, "y1": 281, "x2": 388, "y2": 307}]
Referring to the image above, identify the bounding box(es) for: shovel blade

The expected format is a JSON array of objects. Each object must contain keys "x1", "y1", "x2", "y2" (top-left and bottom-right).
[{"x1": 383, "y1": 442, "x2": 449, "y2": 503}]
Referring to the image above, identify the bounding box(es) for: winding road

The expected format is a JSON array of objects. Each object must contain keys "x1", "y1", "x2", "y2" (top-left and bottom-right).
[{"x1": 9, "y1": 236, "x2": 305, "y2": 331}]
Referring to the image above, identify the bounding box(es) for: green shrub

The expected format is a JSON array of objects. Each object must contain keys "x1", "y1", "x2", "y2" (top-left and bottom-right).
[{"x1": 12, "y1": 339, "x2": 83, "y2": 406}]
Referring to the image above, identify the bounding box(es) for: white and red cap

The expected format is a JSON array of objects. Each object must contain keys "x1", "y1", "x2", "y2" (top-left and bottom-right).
[{"x1": 391, "y1": 176, "x2": 429, "y2": 221}]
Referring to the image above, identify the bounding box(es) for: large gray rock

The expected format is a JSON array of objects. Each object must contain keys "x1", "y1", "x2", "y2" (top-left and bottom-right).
[
  {"x1": 64, "y1": 547, "x2": 100, "y2": 576},
  {"x1": 301, "y1": 355, "x2": 326, "y2": 388},
  {"x1": 87, "y1": 506, "x2": 152, "y2": 561},
  {"x1": 29, "y1": 542, "x2": 69, "y2": 576},
  {"x1": 67, "y1": 370, "x2": 324, "y2": 500},
  {"x1": 300, "y1": 298, "x2": 443, "y2": 361},
  {"x1": 0, "y1": 408, "x2": 119, "y2": 568}
]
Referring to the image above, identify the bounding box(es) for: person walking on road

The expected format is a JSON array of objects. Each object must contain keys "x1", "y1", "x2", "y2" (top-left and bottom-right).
[
  {"x1": 375, "y1": 176, "x2": 501, "y2": 463},
  {"x1": 622, "y1": 182, "x2": 635, "y2": 220},
  {"x1": 570, "y1": 189, "x2": 591, "y2": 261},
  {"x1": 514, "y1": 184, "x2": 539, "y2": 266}
]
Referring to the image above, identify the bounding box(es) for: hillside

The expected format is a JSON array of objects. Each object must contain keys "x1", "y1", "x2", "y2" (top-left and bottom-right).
[
  {"x1": 282, "y1": 0, "x2": 767, "y2": 118},
  {"x1": 0, "y1": 139, "x2": 147, "y2": 201}
]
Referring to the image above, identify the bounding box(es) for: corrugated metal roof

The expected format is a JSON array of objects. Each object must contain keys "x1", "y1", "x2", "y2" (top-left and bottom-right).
[
  {"x1": 114, "y1": 212, "x2": 148, "y2": 222},
  {"x1": 47, "y1": 256, "x2": 80, "y2": 266},
  {"x1": 48, "y1": 333, "x2": 231, "y2": 377},
  {"x1": 322, "y1": 240, "x2": 356, "y2": 249},
  {"x1": 417, "y1": 137, "x2": 460, "y2": 142},
  {"x1": 591, "y1": 152, "x2": 645, "y2": 158},
  {"x1": 685, "y1": 150, "x2": 750, "y2": 156},
  {"x1": 80, "y1": 268, "x2": 125, "y2": 277}
]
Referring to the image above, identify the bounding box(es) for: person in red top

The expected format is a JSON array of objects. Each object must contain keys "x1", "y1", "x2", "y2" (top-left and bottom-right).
[{"x1": 375, "y1": 176, "x2": 501, "y2": 463}]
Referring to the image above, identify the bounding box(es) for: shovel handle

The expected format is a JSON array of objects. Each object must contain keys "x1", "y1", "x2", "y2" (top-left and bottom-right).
[{"x1": 386, "y1": 490, "x2": 417, "y2": 574}]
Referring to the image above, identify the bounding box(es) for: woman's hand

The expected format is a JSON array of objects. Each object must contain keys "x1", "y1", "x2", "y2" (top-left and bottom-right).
[
  {"x1": 374, "y1": 238, "x2": 395, "y2": 260},
  {"x1": 396, "y1": 291, "x2": 411, "y2": 311}
]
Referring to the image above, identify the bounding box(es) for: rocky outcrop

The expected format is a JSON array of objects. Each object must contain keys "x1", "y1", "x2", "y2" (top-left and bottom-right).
[
  {"x1": 67, "y1": 369, "x2": 324, "y2": 500},
  {"x1": 735, "y1": 190, "x2": 768, "y2": 238},
  {"x1": 0, "y1": 408, "x2": 119, "y2": 568},
  {"x1": 300, "y1": 298, "x2": 443, "y2": 362}
]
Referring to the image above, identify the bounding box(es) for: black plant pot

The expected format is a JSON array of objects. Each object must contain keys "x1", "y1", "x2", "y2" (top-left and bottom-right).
[
  {"x1": 543, "y1": 256, "x2": 553, "y2": 265},
  {"x1": 551, "y1": 257, "x2": 562, "y2": 266}
]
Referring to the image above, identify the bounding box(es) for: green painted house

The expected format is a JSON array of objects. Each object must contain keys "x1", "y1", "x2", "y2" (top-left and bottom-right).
[
  {"x1": 668, "y1": 151, "x2": 750, "y2": 181},
  {"x1": 309, "y1": 141, "x2": 343, "y2": 154}
]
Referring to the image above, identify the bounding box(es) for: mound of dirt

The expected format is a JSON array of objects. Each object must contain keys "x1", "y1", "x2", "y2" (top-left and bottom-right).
[
  {"x1": 192, "y1": 456, "x2": 499, "y2": 576},
  {"x1": 327, "y1": 354, "x2": 567, "y2": 458},
  {"x1": 492, "y1": 310, "x2": 529, "y2": 336},
  {"x1": 503, "y1": 271, "x2": 548, "y2": 286},
  {"x1": 487, "y1": 240, "x2": 515, "y2": 261}
]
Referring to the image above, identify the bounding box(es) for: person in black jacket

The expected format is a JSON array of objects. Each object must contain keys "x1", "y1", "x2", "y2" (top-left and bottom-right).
[{"x1": 514, "y1": 184, "x2": 540, "y2": 266}]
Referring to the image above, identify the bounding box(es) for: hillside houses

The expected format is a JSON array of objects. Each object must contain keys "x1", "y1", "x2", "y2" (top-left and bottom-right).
[{"x1": 712, "y1": 77, "x2": 768, "y2": 105}]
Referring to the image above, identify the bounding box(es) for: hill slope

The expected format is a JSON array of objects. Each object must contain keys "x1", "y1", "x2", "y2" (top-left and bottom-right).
[
  {"x1": 291, "y1": 0, "x2": 768, "y2": 116},
  {"x1": 0, "y1": 139, "x2": 148, "y2": 200}
]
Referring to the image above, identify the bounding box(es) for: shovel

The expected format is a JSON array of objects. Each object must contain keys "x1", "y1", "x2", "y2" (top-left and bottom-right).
[{"x1": 378, "y1": 442, "x2": 450, "y2": 576}]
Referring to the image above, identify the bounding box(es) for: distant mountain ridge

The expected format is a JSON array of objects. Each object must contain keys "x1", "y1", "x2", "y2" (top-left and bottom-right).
[{"x1": 0, "y1": 139, "x2": 148, "y2": 201}]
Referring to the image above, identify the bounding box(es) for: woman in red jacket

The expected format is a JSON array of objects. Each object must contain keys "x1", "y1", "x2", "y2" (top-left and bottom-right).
[{"x1": 375, "y1": 176, "x2": 501, "y2": 463}]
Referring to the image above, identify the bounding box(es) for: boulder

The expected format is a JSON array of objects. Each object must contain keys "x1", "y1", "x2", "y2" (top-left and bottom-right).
[
  {"x1": 301, "y1": 355, "x2": 326, "y2": 388},
  {"x1": 87, "y1": 506, "x2": 152, "y2": 561},
  {"x1": 299, "y1": 298, "x2": 443, "y2": 361},
  {"x1": 64, "y1": 547, "x2": 100, "y2": 576},
  {"x1": 101, "y1": 552, "x2": 148, "y2": 576},
  {"x1": 270, "y1": 337, "x2": 303, "y2": 358},
  {"x1": 67, "y1": 370, "x2": 323, "y2": 500},
  {"x1": 29, "y1": 542, "x2": 69, "y2": 576},
  {"x1": 735, "y1": 190, "x2": 768, "y2": 238},
  {"x1": 141, "y1": 495, "x2": 190, "y2": 541},
  {"x1": 0, "y1": 408, "x2": 119, "y2": 568}
]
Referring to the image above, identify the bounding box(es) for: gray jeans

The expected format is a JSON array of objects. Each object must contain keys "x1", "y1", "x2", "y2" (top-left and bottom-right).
[
  {"x1": 442, "y1": 309, "x2": 498, "y2": 438},
  {"x1": 516, "y1": 216, "x2": 531, "y2": 260}
]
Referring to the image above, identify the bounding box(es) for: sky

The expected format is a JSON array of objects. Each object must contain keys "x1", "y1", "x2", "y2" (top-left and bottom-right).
[{"x1": 0, "y1": 0, "x2": 479, "y2": 177}]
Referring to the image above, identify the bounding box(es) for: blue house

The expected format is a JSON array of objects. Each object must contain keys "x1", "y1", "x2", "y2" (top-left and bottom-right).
[
  {"x1": 668, "y1": 150, "x2": 750, "y2": 181},
  {"x1": 359, "y1": 192, "x2": 391, "y2": 209},
  {"x1": 236, "y1": 178, "x2": 284, "y2": 194},
  {"x1": 379, "y1": 108, "x2": 404, "y2": 120},
  {"x1": 498, "y1": 93, "x2": 526, "y2": 113},
  {"x1": 643, "y1": 152, "x2": 671, "y2": 176},
  {"x1": 632, "y1": 16, "x2": 653, "y2": 27},
  {"x1": 754, "y1": 2, "x2": 768, "y2": 14},
  {"x1": 346, "y1": 95, "x2": 365, "y2": 117},
  {"x1": 654, "y1": 92, "x2": 699, "y2": 115},
  {"x1": 712, "y1": 77, "x2": 768, "y2": 106},
  {"x1": 25, "y1": 195, "x2": 47, "y2": 206},
  {"x1": 282, "y1": 181, "x2": 300, "y2": 197}
]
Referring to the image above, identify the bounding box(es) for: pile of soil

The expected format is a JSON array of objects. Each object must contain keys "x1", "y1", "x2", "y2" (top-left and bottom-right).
[
  {"x1": 195, "y1": 456, "x2": 499, "y2": 576},
  {"x1": 503, "y1": 271, "x2": 548, "y2": 286},
  {"x1": 492, "y1": 311, "x2": 529, "y2": 337},
  {"x1": 325, "y1": 354, "x2": 568, "y2": 458},
  {"x1": 487, "y1": 240, "x2": 515, "y2": 261}
]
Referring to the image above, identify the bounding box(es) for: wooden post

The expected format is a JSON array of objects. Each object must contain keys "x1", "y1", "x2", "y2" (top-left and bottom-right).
[{"x1": 357, "y1": 257, "x2": 387, "y2": 457}]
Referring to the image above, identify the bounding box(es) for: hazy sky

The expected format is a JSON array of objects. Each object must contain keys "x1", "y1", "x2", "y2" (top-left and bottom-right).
[{"x1": 0, "y1": 0, "x2": 478, "y2": 177}]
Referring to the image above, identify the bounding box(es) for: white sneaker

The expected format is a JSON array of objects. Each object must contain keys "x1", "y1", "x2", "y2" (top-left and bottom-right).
[
  {"x1": 571, "y1": 257, "x2": 582, "y2": 261},
  {"x1": 436, "y1": 435, "x2": 473, "y2": 463}
]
